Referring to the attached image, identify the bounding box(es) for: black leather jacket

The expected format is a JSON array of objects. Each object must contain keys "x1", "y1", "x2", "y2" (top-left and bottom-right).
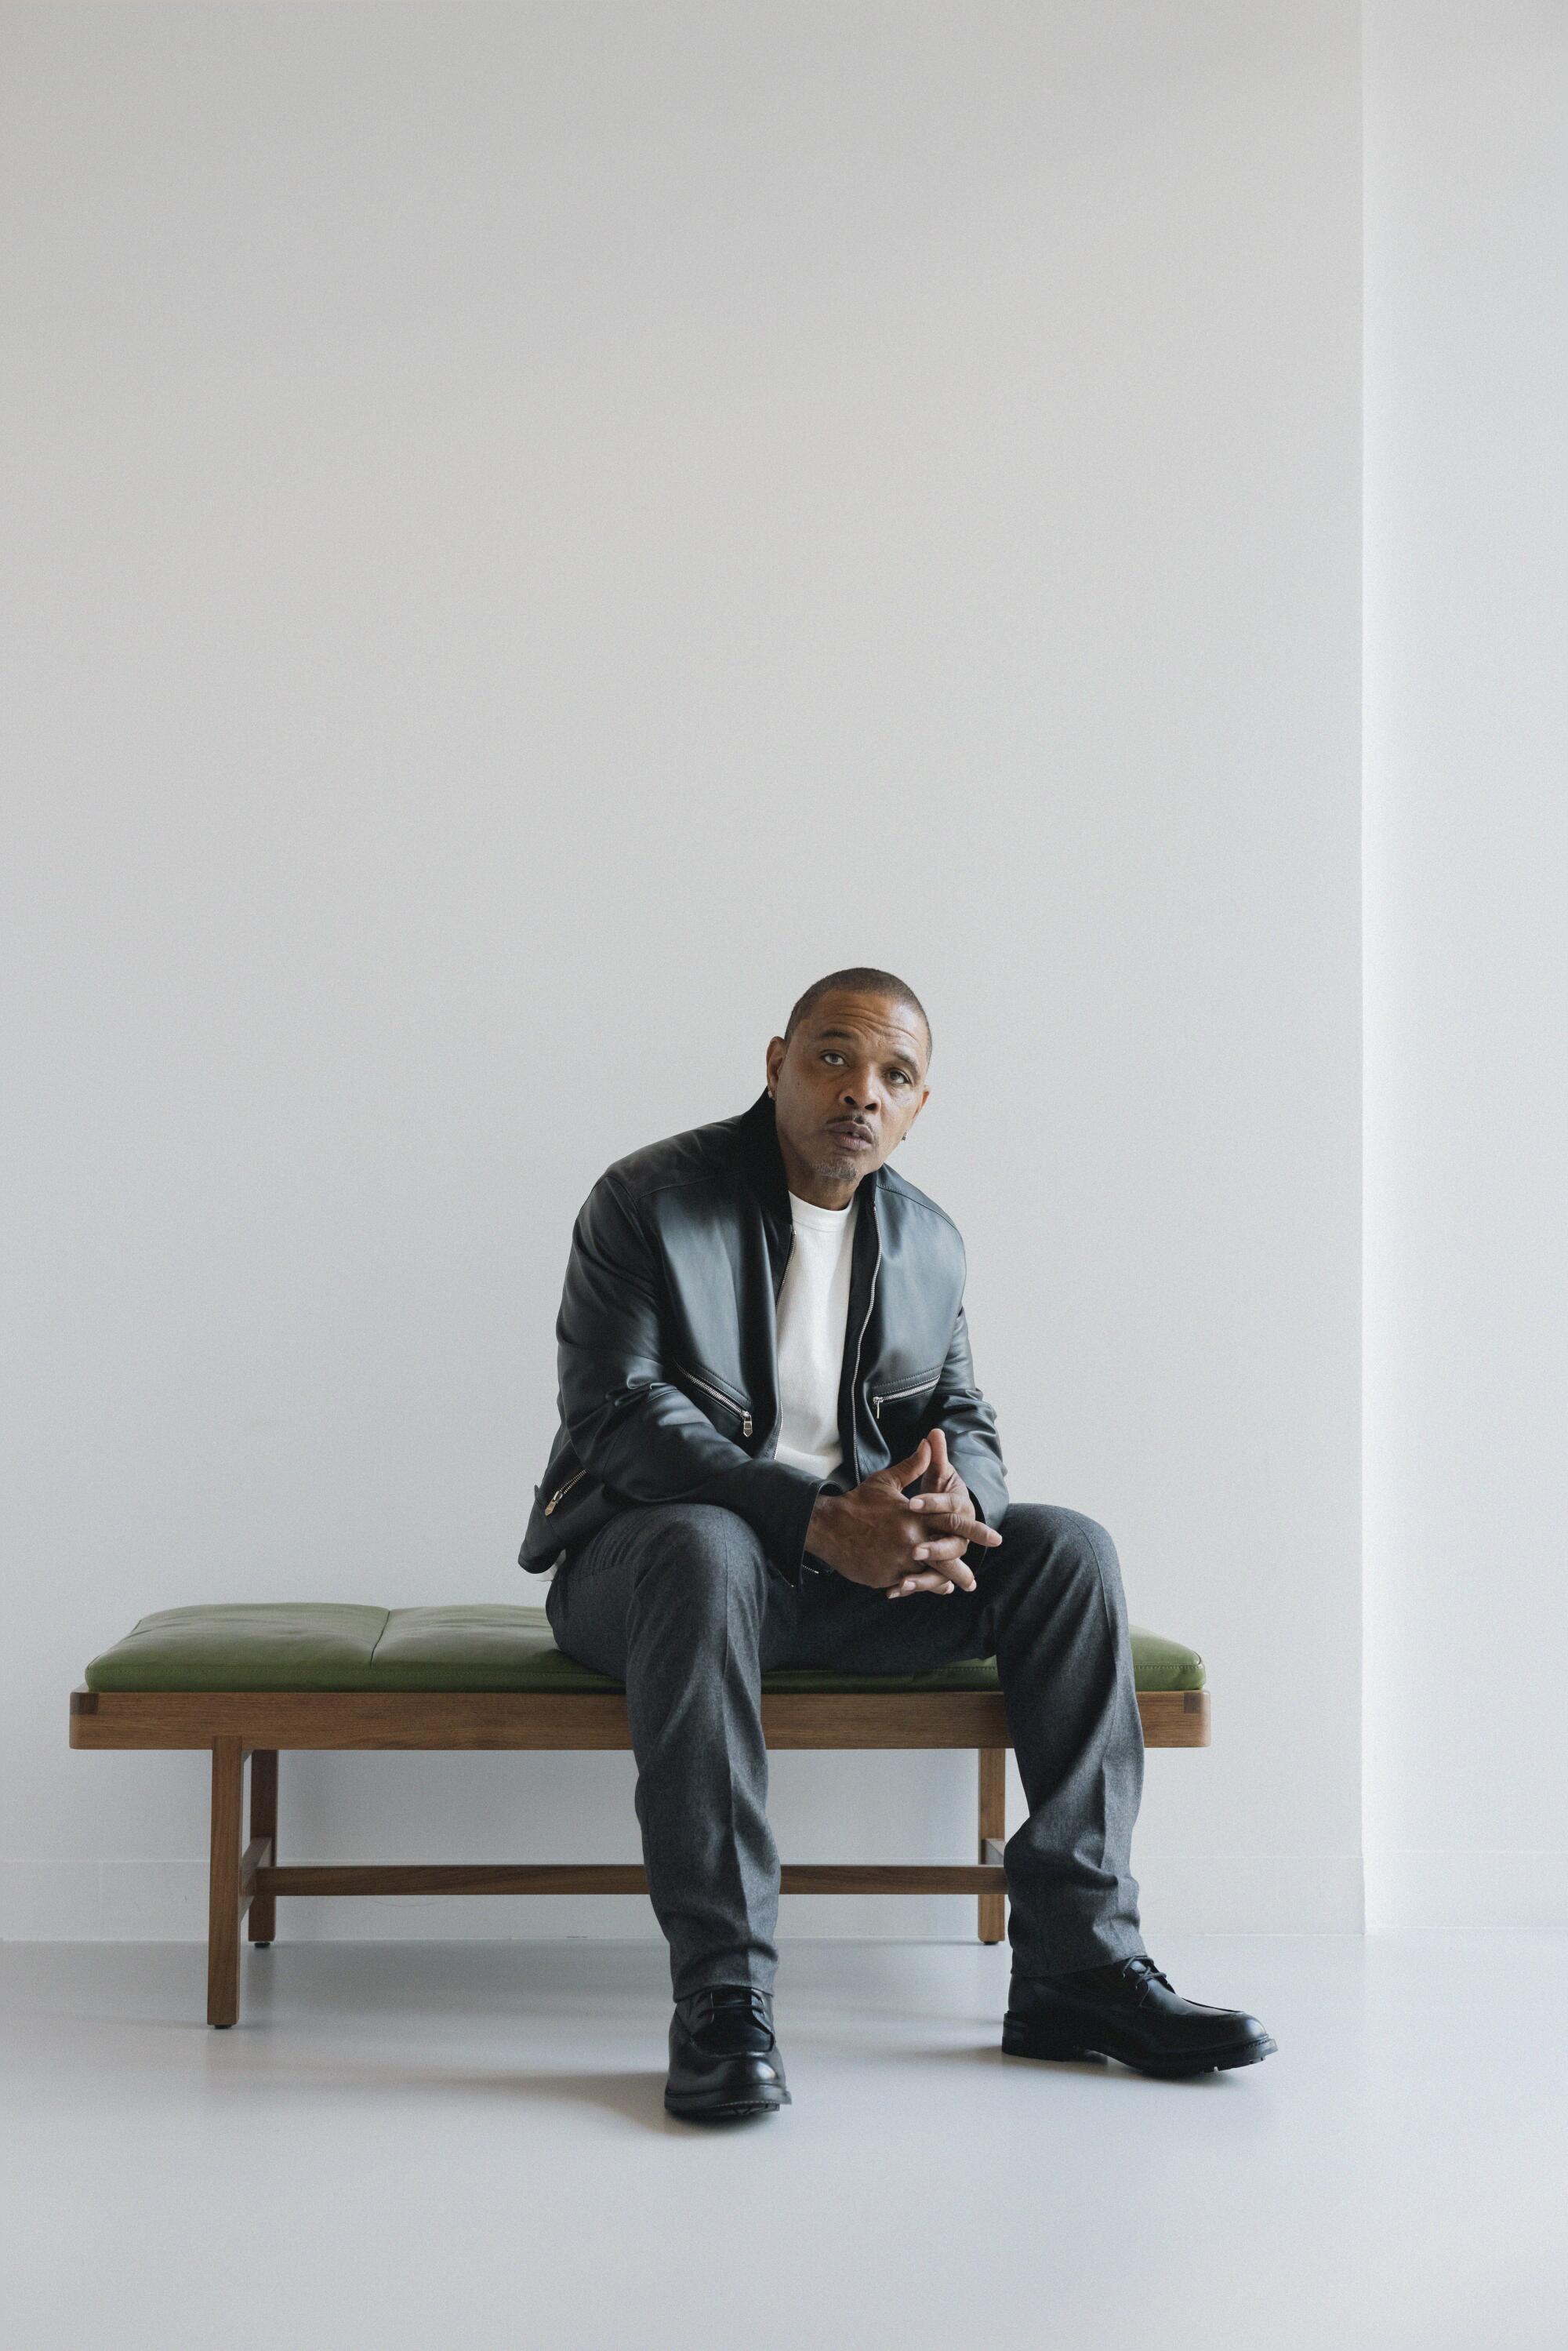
[{"x1": 517, "y1": 1086, "x2": 1010, "y2": 1582}]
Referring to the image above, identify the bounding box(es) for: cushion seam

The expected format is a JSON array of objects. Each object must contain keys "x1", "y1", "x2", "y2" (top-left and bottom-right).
[{"x1": 363, "y1": 1608, "x2": 396, "y2": 1678}]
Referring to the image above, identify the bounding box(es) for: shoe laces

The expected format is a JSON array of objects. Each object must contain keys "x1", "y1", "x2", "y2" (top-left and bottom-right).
[
  {"x1": 710, "y1": 1986, "x2": 771, "y2": 2019},
  {"x1": 689, "y1": 1986, "x2": 774, "y2": 2040},
  {"x1": 1118, "y1": 1954, "x2": 1173, "y2": 2001}
]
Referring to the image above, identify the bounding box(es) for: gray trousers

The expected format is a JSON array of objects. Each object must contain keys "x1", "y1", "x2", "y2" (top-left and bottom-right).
[{"x1": 544, "y1": 1499, "x2": 1147, "y2": 2000}]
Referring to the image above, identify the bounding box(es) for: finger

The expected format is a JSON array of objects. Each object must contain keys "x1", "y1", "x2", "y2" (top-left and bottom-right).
[
  {"x1": 916, "y1": 1426, "x2": 952, "y2": 1492},
  {"x1": 909, "y1": 1534, "x2": 971, "y2": 1564},
  {"x1": 915, "y1": 1438, "x2": 945, "y2": 1491},
  {"x1": 902, "y1": 1550, "x2": 977, "y2": 1590},
  {"x1": 907, "y1": 1490, "x2": 964, "y2": 1521},
  {"x1": 887, "y1": 1572, "x2": 959, "y2": 1599},
  {"x1": 908, "y1": 1499, "x2": 1004, "y2": 1550}
]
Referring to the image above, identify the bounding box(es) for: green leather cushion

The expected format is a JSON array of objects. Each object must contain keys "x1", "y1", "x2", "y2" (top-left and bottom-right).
[{"x1": 83, "y1": 1603, "x2": 1205, "y2": 1695}]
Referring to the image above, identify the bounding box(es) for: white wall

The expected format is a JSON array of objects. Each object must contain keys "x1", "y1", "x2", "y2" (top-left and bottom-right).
[
  {"x1": 1, "y1": 2, "x2": 1364, "y2": 1943},
  {"x1": 1363, "y1": 2, "x2": 1568, "y2": 1927}
]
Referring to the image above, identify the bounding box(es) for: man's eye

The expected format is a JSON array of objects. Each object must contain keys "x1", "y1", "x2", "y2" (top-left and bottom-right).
[{"x1": 820, "y1": 1049, "x2": 912, "y2": 1085}]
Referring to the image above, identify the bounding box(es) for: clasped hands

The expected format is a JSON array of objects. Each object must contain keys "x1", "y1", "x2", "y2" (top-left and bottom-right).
[{"x1": 805, "y1": 1426, "x2": 1004, "y2": 1599}]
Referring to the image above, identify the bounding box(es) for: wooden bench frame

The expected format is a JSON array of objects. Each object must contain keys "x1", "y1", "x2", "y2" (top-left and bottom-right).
[{"x1": 69, "y1": 1684, "x2": 1210, "y2": 2026}]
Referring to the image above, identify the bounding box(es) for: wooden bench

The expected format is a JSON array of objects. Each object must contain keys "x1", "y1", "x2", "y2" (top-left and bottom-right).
[{"x1": 70, "y1": 1602, "x2": 1210, "y2": 2026}]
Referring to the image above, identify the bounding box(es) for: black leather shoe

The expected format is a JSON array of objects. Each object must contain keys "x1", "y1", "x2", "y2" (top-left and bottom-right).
[
  {"x1": 1003, "y1": 1954, "x2": 1277, "y2": 2079},
  {"x1": 664, "y1": 1986, "x2": 791, "y2": 2120}
]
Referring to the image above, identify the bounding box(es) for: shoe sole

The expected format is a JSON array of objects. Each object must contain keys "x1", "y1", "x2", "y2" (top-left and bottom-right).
[
  {"x1": 1001, "y1": 2028, "x2": 1277, "y2": 2080},
  {"x1": 664, "y1": 2088, "x2": 791, "y2": 2121}
]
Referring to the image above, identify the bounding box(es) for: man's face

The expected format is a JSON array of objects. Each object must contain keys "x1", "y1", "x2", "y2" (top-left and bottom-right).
[{"x1": 765, "y1": 989, "x2": 931, "y2": 1203}]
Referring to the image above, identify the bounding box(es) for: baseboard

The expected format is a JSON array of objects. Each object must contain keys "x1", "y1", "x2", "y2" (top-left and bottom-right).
[
  {"x1": 1365, "y1": 1850, "x2": 1568, "y2": 1931},
  {"x1": 3, "y1": 1851, "x2": 1365, "y2": 1941}
]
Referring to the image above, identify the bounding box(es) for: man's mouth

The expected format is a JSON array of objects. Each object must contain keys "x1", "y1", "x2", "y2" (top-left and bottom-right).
[{"x1": 828, "y1": 1121, "x2": 874, "y2": 1148}]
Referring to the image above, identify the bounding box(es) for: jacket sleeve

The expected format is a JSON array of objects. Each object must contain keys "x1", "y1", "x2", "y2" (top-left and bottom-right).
[
  {"x1": 555, "y1": 1169, "x2": 827, "y2": 1582},
  {"x1": 918, "y1": 1296, "x2": 1010, "y2": 1550}
]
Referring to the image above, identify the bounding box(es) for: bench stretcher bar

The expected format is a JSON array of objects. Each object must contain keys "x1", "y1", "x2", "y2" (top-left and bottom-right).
[{"x1": 69, "y1": 1684, "x2": 1210, "y2": 2027}]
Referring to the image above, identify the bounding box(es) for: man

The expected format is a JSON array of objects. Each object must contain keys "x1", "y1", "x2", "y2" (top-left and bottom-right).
[{"x1": 518, "y1": 968, "x2": 1276, "y2": 2119}]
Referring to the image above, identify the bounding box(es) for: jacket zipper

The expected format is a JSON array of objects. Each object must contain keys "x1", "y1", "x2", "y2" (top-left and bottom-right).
[
  {"x1": 845, "y1": 1207, "x2": 883, "y2": 1482},
  {"x1": 546, "y1": 1359, "x2": 756, "y2": 1511},
  {"x1": 677, "y1": 1363, "x2": 753, "y2": 1438},
  {"x1": 872, "y1": 1369, "x2": 942, "y2": 1419},
  {"x1": 543, "y1": 1466, "x2": 588, "y2": 1516}
]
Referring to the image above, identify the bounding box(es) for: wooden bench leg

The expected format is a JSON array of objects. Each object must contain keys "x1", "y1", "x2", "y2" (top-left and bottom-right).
[
  {"x1": 978, "y1": 1746, "x2": 1006, "y2": 1945},
  {"x1": 247, "y1": 1749, "x2": 278, "y2": 1946},
  {"x1": 208, "y1": 1736, "x2": 245, "y2": 2027}
]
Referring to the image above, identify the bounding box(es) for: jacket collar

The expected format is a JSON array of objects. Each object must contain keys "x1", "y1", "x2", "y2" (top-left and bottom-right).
[{"x1": 735, "y1": 1085, "x2": 883, "y2": 1227}]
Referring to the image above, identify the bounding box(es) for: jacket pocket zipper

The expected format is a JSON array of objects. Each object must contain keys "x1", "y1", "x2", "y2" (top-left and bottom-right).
[
  {"x1": 677, "y1": 1363, "x2": 753, "y2": 1438},
  {"x1": 543, "y1": 1466, "x2": 588, "y2": 1516},
  {"x1": 872, "y1": 1368, "x2": 944, "y2": 1420}
]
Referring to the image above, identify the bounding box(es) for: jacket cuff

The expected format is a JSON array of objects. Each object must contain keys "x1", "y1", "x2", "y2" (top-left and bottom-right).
[
  {"x1": 688, "y1": 1455, "x2": 828, "y2": 1586},
  {"x1": 760, "y1": 1461, "x2": 829, "y2": 1585}
]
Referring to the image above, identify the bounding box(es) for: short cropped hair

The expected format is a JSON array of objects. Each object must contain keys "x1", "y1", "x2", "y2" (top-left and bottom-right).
[{"x1": 782, "y1": 968, "x2": 931, "y2": 1070}]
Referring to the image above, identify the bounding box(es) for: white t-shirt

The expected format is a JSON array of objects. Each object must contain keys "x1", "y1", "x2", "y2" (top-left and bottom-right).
[{"x1": 772, "y1": 1186, "x2": 860, "y2": 1484}]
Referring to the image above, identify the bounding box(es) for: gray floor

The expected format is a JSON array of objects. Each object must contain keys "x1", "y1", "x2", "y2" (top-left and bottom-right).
[{"x1": 2, "y1": 1932, "x2": 1562, "y2": 2350}]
